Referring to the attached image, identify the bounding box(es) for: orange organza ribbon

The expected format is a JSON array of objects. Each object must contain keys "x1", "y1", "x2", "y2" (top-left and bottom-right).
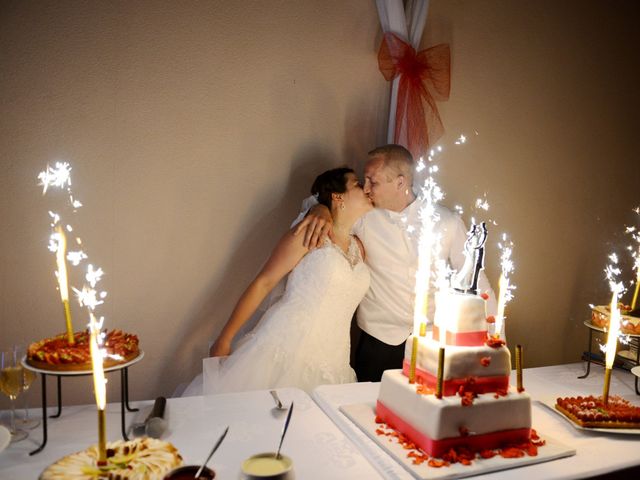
[{"x1": 378, "y1": 32, "x2": 450, "y2": 159}]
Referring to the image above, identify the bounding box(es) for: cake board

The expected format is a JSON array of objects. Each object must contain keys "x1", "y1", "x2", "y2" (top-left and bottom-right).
[{"x1": 340, "y1": 402, "x2": 576, "y2": 480}]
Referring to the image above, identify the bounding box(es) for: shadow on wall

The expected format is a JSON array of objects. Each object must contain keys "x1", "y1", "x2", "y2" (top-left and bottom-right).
[
  {"x1": 343, "y1": 89, "x2": 389, "y2": 176},
  {"x1": 156, "y1": 144, "x2": 340, "y2": 396}
]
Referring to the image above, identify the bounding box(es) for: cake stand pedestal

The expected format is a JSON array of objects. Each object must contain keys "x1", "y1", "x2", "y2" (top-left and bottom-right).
[
  {"x1": 21, "y1": 351, "x2": 144, "y2": 455},
  {"x1": 579, "y1": 321, "x2": 639, "y2": 394}
]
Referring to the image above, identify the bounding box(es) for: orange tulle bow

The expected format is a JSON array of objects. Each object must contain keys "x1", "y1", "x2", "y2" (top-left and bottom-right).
[{"x1": 378, "y1": 32, "x2": 450, "y2": 159}]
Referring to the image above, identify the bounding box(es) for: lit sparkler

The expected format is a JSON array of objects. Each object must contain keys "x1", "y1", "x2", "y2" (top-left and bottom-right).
[
  {"x1": 409, "y1": 156, "x2": 443, "y2": 382},
  {"x1": 494, "y1": 234, "x2": 516, "y2": 339},
  {"x1": 53, "y1": 225, "x2": 74, "y2": 344},
  {"x1": 413, "y1": 157, "x2": 444, "y2": 334},
  {"x1": 39, "y1": 161, "x2": 111, "y2": 463},
  {"x1": 627, "y1": 207, "x2": 640, "y2": 310},
  {"x1": 89, "y1": 312, "x2": 107, "y2": 463},
  {"x1": 602, "y1": 253, "x2": 624, "y2": 405},
  {"x1": 38, "y1": 162, "x2": 72, "y2": 195}
]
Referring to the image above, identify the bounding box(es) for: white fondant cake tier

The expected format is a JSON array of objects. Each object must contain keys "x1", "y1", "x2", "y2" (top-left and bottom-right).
[
  {"x1": 433, "y1": 290, "x2": 487, "y2": 334},
  {"x1": 404, "y1": 334, "x2": 511, "y2": 382},
  {"x1": 377, "y1": 369, "x2": 532, "y2": 456}
]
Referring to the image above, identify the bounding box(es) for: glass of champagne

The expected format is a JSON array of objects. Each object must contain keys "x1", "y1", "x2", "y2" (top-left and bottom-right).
[
  {"x1": 0, "y1": 348, "x2": 28, "y2": 442},
  {"x1": 16, "y1": 345, "x2": 39, "y2": 429}
]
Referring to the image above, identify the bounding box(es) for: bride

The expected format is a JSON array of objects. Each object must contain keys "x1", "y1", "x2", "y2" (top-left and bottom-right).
[{"x1": 205, "y1": 167, "x2": 372, "y2": 394}]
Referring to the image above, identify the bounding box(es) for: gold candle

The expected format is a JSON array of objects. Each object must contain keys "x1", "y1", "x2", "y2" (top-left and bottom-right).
[
  {"x1": 515, "y1": 344, "x2": 524, "y2": 392},
  {"x1": 631, "y1": 278, "x2": 639, "y2": 310},
  {"x1": 97, "y1": 408, "x2": 107, "y2": 465},
  {"x1": 55, "y1": 225, "x2": 74, "y2": 345},
  {"x1": 409, "y1": 336, "x2": 418, "y2": 384},
  {"x1": 602, "y1": 368, "x2": 612, "y2": 406},
  {"x1": 436, "y1": 347, "x2": 445, "y2": 399}
]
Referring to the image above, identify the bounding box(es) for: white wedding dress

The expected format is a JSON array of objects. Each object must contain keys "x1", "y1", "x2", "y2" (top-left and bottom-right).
[{"x1": 204, "y1": 236, "x2": 370, "y2": 395}]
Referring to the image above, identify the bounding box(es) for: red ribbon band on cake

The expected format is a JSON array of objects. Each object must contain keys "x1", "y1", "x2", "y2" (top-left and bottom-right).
[
  {"x1": 432, "y1": 325, "x2": 488, "y2": 347},
  {"x1": 402, "y1": 359, "x2": 510, "y2": 396},
  {"x1": 376, "y1": 400, "x2": 531, "y2": 457},
  {"x1": 377, "y1": 32, "x2": 450, "y2": 159}
]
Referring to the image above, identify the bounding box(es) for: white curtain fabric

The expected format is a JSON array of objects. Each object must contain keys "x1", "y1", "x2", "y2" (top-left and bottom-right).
[{"x1": 375, "y1": 0, "x2": 429, "y2": 143}]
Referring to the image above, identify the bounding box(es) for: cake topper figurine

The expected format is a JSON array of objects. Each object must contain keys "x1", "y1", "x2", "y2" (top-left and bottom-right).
[{"x1": 452, "y1": 222, "x2": 488, "y2": 295}]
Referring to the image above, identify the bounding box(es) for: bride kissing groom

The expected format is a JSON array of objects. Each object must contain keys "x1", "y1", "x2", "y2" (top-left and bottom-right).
[{"x1": 206, "y1": 144, "x2": 495, "y2": 394}]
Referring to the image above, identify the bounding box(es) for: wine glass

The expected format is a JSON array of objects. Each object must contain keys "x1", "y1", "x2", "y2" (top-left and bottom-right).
[
  {"x1": 0, "y1": 348, "x2": 28, "y2": 442},
  {"x1": 15, "y1": 346, "x2": 39, "y2": 429}
]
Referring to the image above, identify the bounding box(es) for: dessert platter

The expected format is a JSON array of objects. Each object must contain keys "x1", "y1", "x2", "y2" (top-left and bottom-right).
[
  {"x1": 341, "y1": 287, "x2": 575, "y2": 479},
  {"x1": 26, "y1": 329, "x2": 141, "y2": 373},
  {"x1": 39, "y1": 437, "x2": 183, "y2": 480},
  {"x1": 539, "y1": 395, "x2": 640, "y2": 435},
  {"x1": 590, "y1": 304, "x2": 640, "y2": 335}
]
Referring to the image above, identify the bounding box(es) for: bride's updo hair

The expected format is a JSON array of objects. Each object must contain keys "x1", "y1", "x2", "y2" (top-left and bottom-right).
[{"x1": 311, "y1": 167, "x2": 354, "y2": 210}]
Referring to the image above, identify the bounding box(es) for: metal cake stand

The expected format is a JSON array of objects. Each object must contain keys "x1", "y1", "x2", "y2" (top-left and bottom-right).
[
  {"x1": 21, "y1": 351, "x2": 144, "y2": 455},
  {"x1": 580, "y1": 321, "x2": 639, "y2": 394}
]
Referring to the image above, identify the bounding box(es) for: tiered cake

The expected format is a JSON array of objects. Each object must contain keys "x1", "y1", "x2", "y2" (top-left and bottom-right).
[{"x1": 376, "y1": 289, "x2": 532, "y2": 457}]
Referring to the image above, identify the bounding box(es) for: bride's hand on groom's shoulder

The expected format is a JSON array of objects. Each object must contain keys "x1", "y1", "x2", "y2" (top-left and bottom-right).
[
  {"x1": 293, "y1": 204, "x2": 332, "y2": 249},
  {"x1": 209, "y1": 338, "x2": 232, "y2": 357}
]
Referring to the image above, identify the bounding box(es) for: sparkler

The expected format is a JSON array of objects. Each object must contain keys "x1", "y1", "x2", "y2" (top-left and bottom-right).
[
  {"x1": 410, "y1": 155, "x2": 443, "y2": 382},
  {"x1": 627, "y1": 207, "x2": 640, "y2": 310},
  {"x1": 39, "y1": 161, "x2": 111, "y2": 465},
  {"x1": 412, "y1": 157, "x2": 444, "y2": 334},
  {"x1": 54, "y1": 225, "x2": 74, "y2": 344},
  {"x1": 89, "y1": 313, "x2": 107, "y2": 464},
  {"x1": 494, "y1": 234, "x2": 516, "y2": 339},
  {"x1": 602, "y1": 254, "x2": 624, "y2": 406}
]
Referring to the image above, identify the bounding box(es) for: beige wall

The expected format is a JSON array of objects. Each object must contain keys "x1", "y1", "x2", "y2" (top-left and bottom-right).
[{"x1": 1, "y1": 0, "x2": 638, "y2": 409}]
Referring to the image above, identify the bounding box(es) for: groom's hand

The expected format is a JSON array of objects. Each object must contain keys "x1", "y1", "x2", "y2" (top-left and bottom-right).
[{"x1": 293, "y1": 204, "x2": 332, "y2": 249}]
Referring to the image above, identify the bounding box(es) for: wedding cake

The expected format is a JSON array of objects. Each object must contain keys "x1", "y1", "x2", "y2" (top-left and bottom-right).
[{"x1": 376, "y1": 289, "x2": 532, "y2": 457}]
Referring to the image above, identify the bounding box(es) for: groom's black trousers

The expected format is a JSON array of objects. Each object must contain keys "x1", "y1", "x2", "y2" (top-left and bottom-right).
[{"x1": 354, "y1": 330, "x2": 406, "y2": 382}]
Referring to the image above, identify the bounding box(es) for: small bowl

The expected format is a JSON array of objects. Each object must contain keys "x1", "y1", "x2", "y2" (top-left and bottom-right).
[
  {"x1": 164, "y1": 465, "x2": 216, "y2": 479},
  {"x1": 241, "y1": 452, "x2": 294, "y2": 480}
]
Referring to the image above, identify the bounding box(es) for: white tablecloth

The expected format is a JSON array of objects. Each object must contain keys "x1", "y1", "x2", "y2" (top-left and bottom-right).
[
  {"x1": 312, "y1": 363, "x2": 640, "y2": 480},
  {"x1": 2, "y1": 364, "x2": 639, "y2": 479},
  {"x1": 0, "y1": 387, "x2": 381, "y2": 479}
]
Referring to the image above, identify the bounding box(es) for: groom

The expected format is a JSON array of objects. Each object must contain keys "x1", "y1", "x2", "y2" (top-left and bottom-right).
[{"x1": 294, "y1": 144, "x2": 496, "y2": 382}]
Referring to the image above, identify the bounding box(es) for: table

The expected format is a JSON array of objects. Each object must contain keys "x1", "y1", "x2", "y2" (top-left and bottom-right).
[
  {"x1": 0, "y1": 387, "x2": 382, "y2": 479},
  {"x1": 312, "y1": 363, "x2": 640, "y2": 479},
  {"x1": 21, "y1": 352, "x2": 144, "y2": 455}
]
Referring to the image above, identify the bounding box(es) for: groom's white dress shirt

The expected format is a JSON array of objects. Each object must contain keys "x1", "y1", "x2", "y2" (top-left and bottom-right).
[
  {"x1": 294, "y1": 197, "x2": 497, "y2": 346},
  {"x1": 352, "y1": 202, "x2": 496, "y2": 346}
]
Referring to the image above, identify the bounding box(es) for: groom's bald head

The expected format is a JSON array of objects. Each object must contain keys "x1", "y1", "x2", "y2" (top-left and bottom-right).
[
  {"x1": 367, "y1": 144, "x2": 414, "y2": 185},
  {"x1": 363, "y1": 144, "x2": 415, "y2": 212}
]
